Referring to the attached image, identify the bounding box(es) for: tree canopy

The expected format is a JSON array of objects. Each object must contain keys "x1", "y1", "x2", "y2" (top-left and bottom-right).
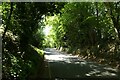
[
  {"x1": 1, "y1": 2, "x2": 120, "y2": 80},
  {"x1": 2, "y1": 2, "x2": 64, "y2": 79},
  {"x1": 45, "y1": 2, "x2": 120, "y2": 66}
]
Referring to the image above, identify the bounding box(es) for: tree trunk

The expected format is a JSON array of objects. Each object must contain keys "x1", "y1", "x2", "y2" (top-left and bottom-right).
[
  {"x1": 104, "y1": 2, "x2": 120, "y2": 44},
  {"x1": 2, "y1": 2, "x2": 13, "y2": 39}
]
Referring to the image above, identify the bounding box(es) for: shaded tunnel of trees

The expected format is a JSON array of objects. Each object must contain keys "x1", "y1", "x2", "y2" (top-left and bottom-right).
[{"x1": 1, "y1": 2, "x2": 120, "y2": 79}]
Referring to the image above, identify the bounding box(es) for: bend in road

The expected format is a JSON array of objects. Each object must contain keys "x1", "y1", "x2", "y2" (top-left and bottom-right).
[{"x1": 42, "y1": 48, "x2": 120, "y2": 79}]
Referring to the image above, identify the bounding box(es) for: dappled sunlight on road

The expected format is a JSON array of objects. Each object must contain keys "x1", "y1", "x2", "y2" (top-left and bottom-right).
[
  {"x1": 45, "y1": 52, "x2": 80, "y2": 63},
  {"x1": 43, "y1": 48, "x2": 120, "y2": 78},
  {"x1": 45, "y1": 55, "x2": 66, "y2": 61}
]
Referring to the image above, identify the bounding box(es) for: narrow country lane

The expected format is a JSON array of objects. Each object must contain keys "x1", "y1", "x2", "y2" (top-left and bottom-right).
[{"x1": 41, "y1": 48, "x2": 120, "y2": 80}]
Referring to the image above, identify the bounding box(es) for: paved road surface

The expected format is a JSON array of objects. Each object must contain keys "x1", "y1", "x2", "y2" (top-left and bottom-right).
[{"x1": 41, "y1": 48, "x2": 120, "y2": 79}]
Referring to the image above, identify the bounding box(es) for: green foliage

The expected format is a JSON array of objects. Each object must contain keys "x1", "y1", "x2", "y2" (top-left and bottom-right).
[
  {"x1": 44, "y1": 14, "x2": 66, "y2": 48},
  {"x1": 2, "y1": 2, "x2": 120, "y2": 79},
  {"x1": 31, "y1": 45, "x2": 44, "y2": 56},
  {"x1": 45, "y1": 2, "x2": 120, "y2": 63},
  {"x1": 2, "y1": 2, "x2": 63, "y2": 79}
]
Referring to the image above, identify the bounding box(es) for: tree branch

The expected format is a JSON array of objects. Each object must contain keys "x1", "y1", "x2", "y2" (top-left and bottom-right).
[{"x1": 2, "y1": 2, "x2": 13, "y2": 39}]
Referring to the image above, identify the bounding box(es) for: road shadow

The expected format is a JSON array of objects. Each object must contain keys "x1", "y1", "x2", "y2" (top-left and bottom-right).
[{"x1": 44, "y1": 48, "x2": 120, "y2": 80}]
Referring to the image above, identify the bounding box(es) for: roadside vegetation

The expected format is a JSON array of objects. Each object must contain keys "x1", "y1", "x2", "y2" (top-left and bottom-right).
[
  {"x1": 1, "y1": 2, "x2": 64, "y2": 79},
  {"x1": 45, "y1": 2, "x2": 120, "y2": 69},
  {"x1": 1, "y1": 2, "x2": 120, "y2": 79}
]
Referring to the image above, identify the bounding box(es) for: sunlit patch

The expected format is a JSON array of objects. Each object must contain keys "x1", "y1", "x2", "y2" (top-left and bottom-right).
[
  {"x1": 101, "y1": 71, "x2": 117, "y2": 76},
  {"x1": 86, "y1": 74, "x2": 91, "y2": 76},
  {"x1": 44, "y1": 51, "x2": 51, "y2": 54},
  {"x1": 86, "y1": 69, "x2": 101, "y2": 76},
  {"x1": 81, "y1": 62, "x2": 87, "y2": 65},
  {"x1": 45, "y1": 55, "x2": 65, "y2": 61},
  {"x1": 111, "y1": 73, "x2": 117, "y2": 76},
  {"x1": 44, "y1": 53, "x2": 82, "y2": 64},
  {"x1": 104, "y1": 67, "x2": 118, "y2": 72},
  {"x1": 43, "y1": 25, "x2": 52, "y2": 36},
  {"x1": 65, "y1": 60, "x2": 71, "y2": 63},
  {"x1": 86, "y1": 69, "x2": 117, "y2": 77},
  {"x1": 74, "y1": 62, "x2": 80, "y2": 64}
]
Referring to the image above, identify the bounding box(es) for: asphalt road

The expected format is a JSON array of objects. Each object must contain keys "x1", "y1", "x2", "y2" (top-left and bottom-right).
[{"x1": 41, "y1": 48, "x2": 120, "y2": 80}]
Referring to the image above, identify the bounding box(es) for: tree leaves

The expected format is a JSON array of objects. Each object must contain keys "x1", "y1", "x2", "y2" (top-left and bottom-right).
[
  {"x1": 2, "y1": 2, "x2": 63, "y2": 79},
  {"x1": 45, "y1": 2, "x2": 120, "y2": 65}
]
